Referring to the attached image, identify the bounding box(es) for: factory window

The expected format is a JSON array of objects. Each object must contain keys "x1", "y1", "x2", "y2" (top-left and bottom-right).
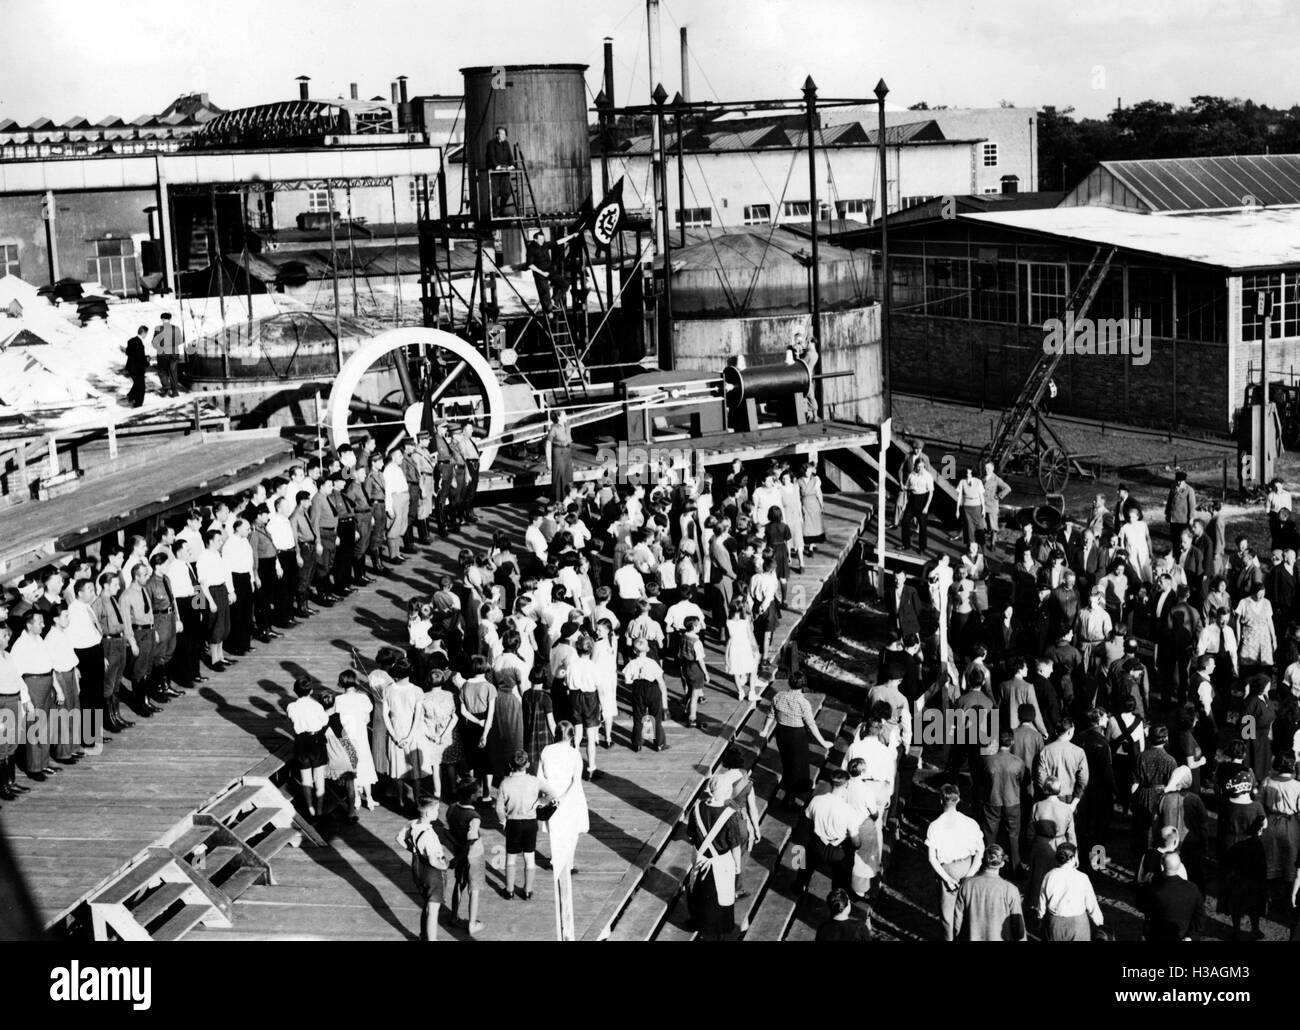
[
  {"x1": 742, "y1": 204, "x2": 771, "y2": 225},
  {"x1": 1125, "y1": 266, "x2": 1175, "y2": 339},
  {"x1": 1241, "y1": 272, "x2": 1300, "y2": 342},
  {"x1": 1018, "y1": 261, "x2": 1067, "y2": 325},
  {"x1": 676, "y1": 207, "x2": 713, "y2": 228},
  {"x1": 970, "y1": 259, "x2": 1019, "y2": 323},
  {"x1": 88, "y1": 238, "x2": 137, "y2": 295},
  {"x1": 781, "y1": 201, "x2": 810, "y2": 219},
  {"x1": 408, "y1": 179, "x2": 419, "y2": 206},
  {"x1": 982, "y1": 143, "x2": 998, "y2": 166},
  {"x1": 836, "y1": 198, "x2": 873, "y2": 221},
  {"x1": 924, "y1": 257, "x2": 971, "y2": 319},
  {"x1": 0, "y1": 243, "x2": 19, "y2": 278},
  {"x1": 307, "y1": 188, "x2": 332, "y2": 213},
  {"x1": 900, "y1": 196, "x2": 937, "y2": 211}
]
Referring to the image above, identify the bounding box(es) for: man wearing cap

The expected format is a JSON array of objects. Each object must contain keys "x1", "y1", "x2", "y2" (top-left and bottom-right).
[
  {"x1": 402, "y1": 435, "x2": 428, "y2": 546},
  {"x1": 309, "y1": 476, "x2": 341, "y2": 601},
  {"x1": 341, "y1": 466, "x2": 373, "y2": 586},
  {"x1": 411, "y1": 433, "x2": 438, "y2": 543},
  {"x1": 121, "y1": 562, "x2": 161, "y2": 716},
  {"x1": 925, "y1": 782, "x2": 985, "y2": 940},
  {"x1": 953, "y1": 845, "x2": 1026, "y2": 941},
  {"x1": 430, "y1": 420, "x2": 457, "y2": 536},
  {"x1": 453, "y1": 423, "x2": 482, "y2": 525},
  {"x1": 1164, "y1": 469, "x2": 1197, "y2": 549},
  {"x1": 152, "y1": 312, "x2": 183, "y2": 397}
]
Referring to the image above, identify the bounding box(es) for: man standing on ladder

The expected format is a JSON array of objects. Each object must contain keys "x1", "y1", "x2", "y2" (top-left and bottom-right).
[
  {"x1": 526, "y1": 229, "x2": 553, "y2": 314},
  {"x1": 486, "y1": 126, "x2": 515, "y2": 218}
]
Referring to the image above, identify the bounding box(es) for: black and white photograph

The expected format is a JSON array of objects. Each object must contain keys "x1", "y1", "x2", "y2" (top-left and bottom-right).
[{"x1": 0, "y1": 0, "x2": 1295, "y2": 1002}]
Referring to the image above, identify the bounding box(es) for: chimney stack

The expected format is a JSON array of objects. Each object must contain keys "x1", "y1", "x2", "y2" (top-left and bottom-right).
[
  {"x1": 349, "y1": 82, "x2": 358, "y2": 100},
  {"x1": 296, "y1": 75, "x2": 311, "y2": 100},
  {"x1": 391, "y1": 81, "x2": 400, "y2": 104},
  {"x1": 398, "y1": 75, "x2": 409, "y2": 104}
]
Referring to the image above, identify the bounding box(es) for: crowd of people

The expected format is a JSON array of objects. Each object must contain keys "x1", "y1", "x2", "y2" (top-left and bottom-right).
[
  {"x1": 796, "y1": 438, "x2": 1300, "y2": 941},
  {"x1": 287, "y1": 451, "x2": 828, "y2": 938}
]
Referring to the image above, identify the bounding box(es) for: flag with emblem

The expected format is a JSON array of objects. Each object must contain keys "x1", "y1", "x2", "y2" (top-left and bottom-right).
[{"x1": 576, "y1": 177, "x2": 626, "y2": 251}]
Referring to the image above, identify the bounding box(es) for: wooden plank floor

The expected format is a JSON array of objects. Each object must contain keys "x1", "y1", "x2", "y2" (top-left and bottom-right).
[
  {"x1": 0, "y1": 431, "x2": 294, "y2": 559},
  {"x1": 1, "y1": 484, "x2": 874, "y2": 939}
]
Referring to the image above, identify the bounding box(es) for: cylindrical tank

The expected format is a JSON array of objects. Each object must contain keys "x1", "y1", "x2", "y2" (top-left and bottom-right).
[
  {"x1": 461, "y1": 64, "x2": 592, "y2": 262},
  {"x1": 722, "y1": 359, "x2": 811, "y2": 406}
]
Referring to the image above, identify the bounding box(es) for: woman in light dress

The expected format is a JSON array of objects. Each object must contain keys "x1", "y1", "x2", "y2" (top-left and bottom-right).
[
  {"x1": 335, "y1": 669, "x2": 378, "y2": 810},
  {"x1": 592, "y1": 618, "x2": 620, "y2": 749},
  {"x1": 382, "y1": 658, "x2": 424, "y2": 814},
  {"x1": 724, "y1": 596, "x2": 761, "y2": 702},
  {"x1": 799, "y1": 463, "x2": 824, "y2": 553},
  {"x1": 417, "y1": 679, "x2": 458, "y2": 802},
  {"x1": 1235, "y1": 580, "x2": 1277, "y2": 671},
  {"x1": 778, "y1": 469, "x2": 805, "y2": 573},
  {"x1": 539, "y1": 721, "x2": 590, "y2": 936},
  {"x1": 1118, "y1": 506, "x2": 1153, "y2": 584}
]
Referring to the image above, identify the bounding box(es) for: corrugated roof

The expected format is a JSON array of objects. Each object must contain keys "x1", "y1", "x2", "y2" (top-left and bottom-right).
[
  {"x1": 665, "y1": 226, "x2": 862, "y2": 272},
  {"x1": 1093, "y1": 155, "x2": 1300, "y2": 212},
  {"x1": 961, "y1": 206, "x2": 1300, "y2": 272},
  {"x1": 60, "y1": 116, "x2": 88, "y2": 130},
  {"x1": 609, "y1": 118, "x2": 945, "y2": 157},
  {"x1": 94, "y1": 116, "x2": 125, "y2": 128}
]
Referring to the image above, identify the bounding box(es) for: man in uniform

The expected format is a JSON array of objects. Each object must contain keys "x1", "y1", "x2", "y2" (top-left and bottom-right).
[
  {"x1": 291, "y1": 490, "x2": 320, "y2": 616},
  {"x1": 90, "y1": 571, "x2": 133, "y2": 729},
  {"x1": 453, "y1": 423, "x2": 482, "y2": 526},
  {"x1": 432, "y1": 420, "x2": 457, "y2": 535},
  {"x1": 342, "y1": 465, "x2": 374, "y2": 585},
  {"x1": 145, "y1": 553, "x2": 183, "y2": 700},
  {"x1": 410, "y1": 432, "x2": 438, "y2": 542},
  {"x1": 120, "y1": 562, "x2": 161, "y2": 717},
  {"x1": 309, "y1": 476, "x2": 341, "y2": 601},
  {"x1": 152, "y1": 311, "x2": 183, "y2": 398},
  {"x1": 326, "y1": 471, "x2": 356, "y2": 595},
  {"x1": 402, "y1": 435, "x2": 428, "y2": 546},
  {"x1": 363, "y1": 454, "x2": 389, "y2": 573}
]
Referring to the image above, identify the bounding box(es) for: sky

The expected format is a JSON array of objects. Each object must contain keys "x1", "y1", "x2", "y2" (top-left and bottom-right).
[{"x1": 1, "y1": 0, "x2": 1297, "y2": 125}]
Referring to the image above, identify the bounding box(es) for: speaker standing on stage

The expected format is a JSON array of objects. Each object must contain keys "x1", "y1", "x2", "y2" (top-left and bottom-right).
[{"x1": 547, "y1": 409, "x2": 573, "y2": 502}]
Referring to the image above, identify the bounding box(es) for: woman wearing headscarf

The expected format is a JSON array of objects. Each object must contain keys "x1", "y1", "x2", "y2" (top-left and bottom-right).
[
  {"x1": 1219, "y1": 770, "x2": 1269, "y2": 939},
  {"x1": 685, "y1": 772, "x2": 748, "y2": 940},
  {"x1": 1154, "y1": 765, "x2": 1208, "y2": 891}
]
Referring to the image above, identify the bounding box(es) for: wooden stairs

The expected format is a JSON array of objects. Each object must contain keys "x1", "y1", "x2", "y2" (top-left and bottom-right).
[{"x1": 87, "y1": 777, "x2": 323, "y2": 942}]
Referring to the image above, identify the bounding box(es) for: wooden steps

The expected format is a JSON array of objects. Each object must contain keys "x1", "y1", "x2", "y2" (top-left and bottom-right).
[{"x1": 86, "y1": 777, "x2": 320, "y2": 941}]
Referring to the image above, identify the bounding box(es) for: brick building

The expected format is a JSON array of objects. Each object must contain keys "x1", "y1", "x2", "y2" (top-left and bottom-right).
[{"x1": 840, "y1": 155, "x2": 1300, "y2": 436}]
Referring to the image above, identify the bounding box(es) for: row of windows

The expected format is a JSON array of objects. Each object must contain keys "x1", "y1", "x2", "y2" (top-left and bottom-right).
[
  {"x1": 897, "y1": 254, "x2": 1227, "y2": 342},
  {"x1": 675, "y1": 198, "x2": 875, "y2": 228},
  {"x1": 1242, "y1": 273, "x2": 1300, "y2": 342}
]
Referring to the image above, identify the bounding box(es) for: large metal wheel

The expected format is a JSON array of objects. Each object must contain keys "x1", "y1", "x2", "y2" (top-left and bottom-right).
[
  {"x1": 1037, "y1": 444, "x2": 1070, "y2": 494},
  {"x1": 327, "y1": 327, "x2": 507, "y2": 471}
]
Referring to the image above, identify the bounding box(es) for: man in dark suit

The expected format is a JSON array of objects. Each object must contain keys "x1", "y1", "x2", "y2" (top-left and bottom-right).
[
  {"x1": 125, "y1": 325, "x2": 149, "y2": 407},
  {"x1": 1074, "y1": 707, "x2": 1115, "y2": 876},
  {"x1": 1165, "y1": 584, "x2": 1203, "y2": 704},
  {"x1": 1048, "y1": 570, "x2": 1080, "y2": 642},
  {"x1": 485, "y1": 126, "x2": 515, "y2": 215},
  {"x1": 1151, "y1": 572, "x2": 1178, "y2": 697},
  {"x1": 887, "y1": 571, "x2": 924, "y2": 639},
  {"x1": 525, "y1": 230, "x2": 553, "y2": 313},
  {"x1": 1141, "y1": 853, "x2": 1205, "y2": 940},
  {"x1": 980, "y1": 730, "x2": 1026, "y2": 872}
]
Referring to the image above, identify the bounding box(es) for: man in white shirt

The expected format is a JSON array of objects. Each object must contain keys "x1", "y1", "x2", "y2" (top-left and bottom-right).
[
  {"x1": 1037, "y1": 841, "x2": 1104, "y2": 940},
  {"x1": 383, "y1": 446, "x2": 410, "y2": 559},
  {"x1": 613, "y1": 554, "x2": 647, "y2": 620},
  {"x1": 624, "y1": 636, "x2": 668, "y2": 752},
  {"x1": 11, "y1": 610, "x2": 63, "y2": 779},
  {"x1": 750, "y1": 472, "x2": 784, "y2": 531},
  {"x1": 802, "y1": 768, "x2": 861, "y2": 892},
  {"x1": 565, "y1": 634, "x2": 602, "y2": 779},
  {"x1": 65, "y1": 578, "x2": 105, "y2": 735},
  {"x1": 267, "y1": 496, "x2": 299, "y2": 628},
  {"x1": 925, "y1": 782, "x2": 985, "y2": 940},
  {"x1": 0, "y1": 622, "x2": 34, "y2": 798},
  {"x1": 902, "y1": 460, "x2": 936, "y2": 553},
  {"x1": 664, "y1": 584, "x2": 705, "y2": 637}
]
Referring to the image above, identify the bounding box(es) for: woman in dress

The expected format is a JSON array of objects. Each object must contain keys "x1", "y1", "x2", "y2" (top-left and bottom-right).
[
  {"x1": 724, "y1": 597, "x2": 761, "y2": 702},
  {"x1": 1154, "y1": 765, "x2": 1209, "y2": 891},
  {"x1": 418, "y1": 676, "x2": 458, "y2": 801},
  {"x1": 366, "y1": 667, "x2": 394, "y2": 783},
  {"x1": 522, "y1": 665, "x2": 556, "y2": 773},
  {"x1": 592, "y1": 618, "x2": 620, "y2": 749},
  {"x1": 457, "y1": 654, "x2": 497, "y2": 803},
  {"x1": 1259, "y1": 753, "x2": 1300, "y2": 910},
  {"x1": 1243, "y1": 673, "x2": 1277, "y2": 784},
  {"x1": 778, "y1": 470, "x2": 805, "y2": 572},
  {"x1": 1219, "y1": 770, "x2": 1269, "y2": 939},
  {"x1": 335, "y1": 669, "x2": 378, "y2": 811},
  {"x1": 799, "y1": 463, "x2": 824, "y2": 555},
  {"x1": 382, "y1": 658, "x2": 423, "y2": 814},
  {"x1": 538, "y1": 720, "x2": 590, "y2": 899},
  {"x1": 546, "y1": 410, "x2": 573, "y2": 503},
  {"x1": 321, "y1": 693, "x2": 359, "y2": 819},
  {"x1": 1168, "y1": 703, "x2": 1207, "y2": 795},
  {"x1": 1236, "y1": 582, "x2": 1277, "y2": 675},
  {"x1": 749, "y1": 552, "x2": 782, "y2": 673},
  {"x1": 489, "y1": 663, "x2": 524, "y2": 791},
  {"x1": 685, "y1": 773, "x2": 748, "y2": 940},
  {"x1": 1118, "y1": 506, "x2": 1153, "y2": 585}
]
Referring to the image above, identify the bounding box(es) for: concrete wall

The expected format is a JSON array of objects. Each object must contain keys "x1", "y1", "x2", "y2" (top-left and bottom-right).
[
  {"x1": 671, "y1": 304, "x2": 883, "y2": 425},
  {"x1": 890, "y1": 313, "x2": 1231, "y2": 434},
  {"x1": 0, "y1": 189, "x2": 154, "y2": 287}
]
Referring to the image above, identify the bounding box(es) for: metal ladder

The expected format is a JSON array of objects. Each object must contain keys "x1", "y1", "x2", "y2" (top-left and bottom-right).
[{"x1": 985, "y1": 245, "x2": 1117, "y2": 471}]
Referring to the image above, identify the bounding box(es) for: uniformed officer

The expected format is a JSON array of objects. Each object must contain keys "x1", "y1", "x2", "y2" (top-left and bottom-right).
[
  {"x1": 432, "y1": 420, "x2": 458, "y2": 536},
  {"x1": 342, "y1": 466, "x2": 374, "y2": 585},
  {"x1": 310, "y1": 476, "x2": 341, "y2": 601},
  {"x1": 396, "y1": 799, "x2": 450, "y2": 941},
  {"x1": 327, "y1": 471, "x2": 356, "y2": 594},
  {"x1": 120, "y1": 562, "x2": 161, "y2": 716},
  {"x1": 402, "y1": 437, "x2": 427, "y2": 546},
  {"x1": 145, "y1": 553, "x2": 183, "y2": 700},
  {"x1": 453, "y1": 423, "x2": 482, "y2": 526},
  {"x1": 363, "y1": 454, "x2": 389, "y2": 573}
]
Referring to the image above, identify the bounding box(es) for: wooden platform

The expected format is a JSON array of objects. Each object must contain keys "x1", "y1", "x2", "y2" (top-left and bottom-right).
[
  {"x1": 0, "y1": 430, "x2": 295, "y2": 575},
  {"x1": 1, "y1": 483, "x2": 873, "y2": 939}
]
